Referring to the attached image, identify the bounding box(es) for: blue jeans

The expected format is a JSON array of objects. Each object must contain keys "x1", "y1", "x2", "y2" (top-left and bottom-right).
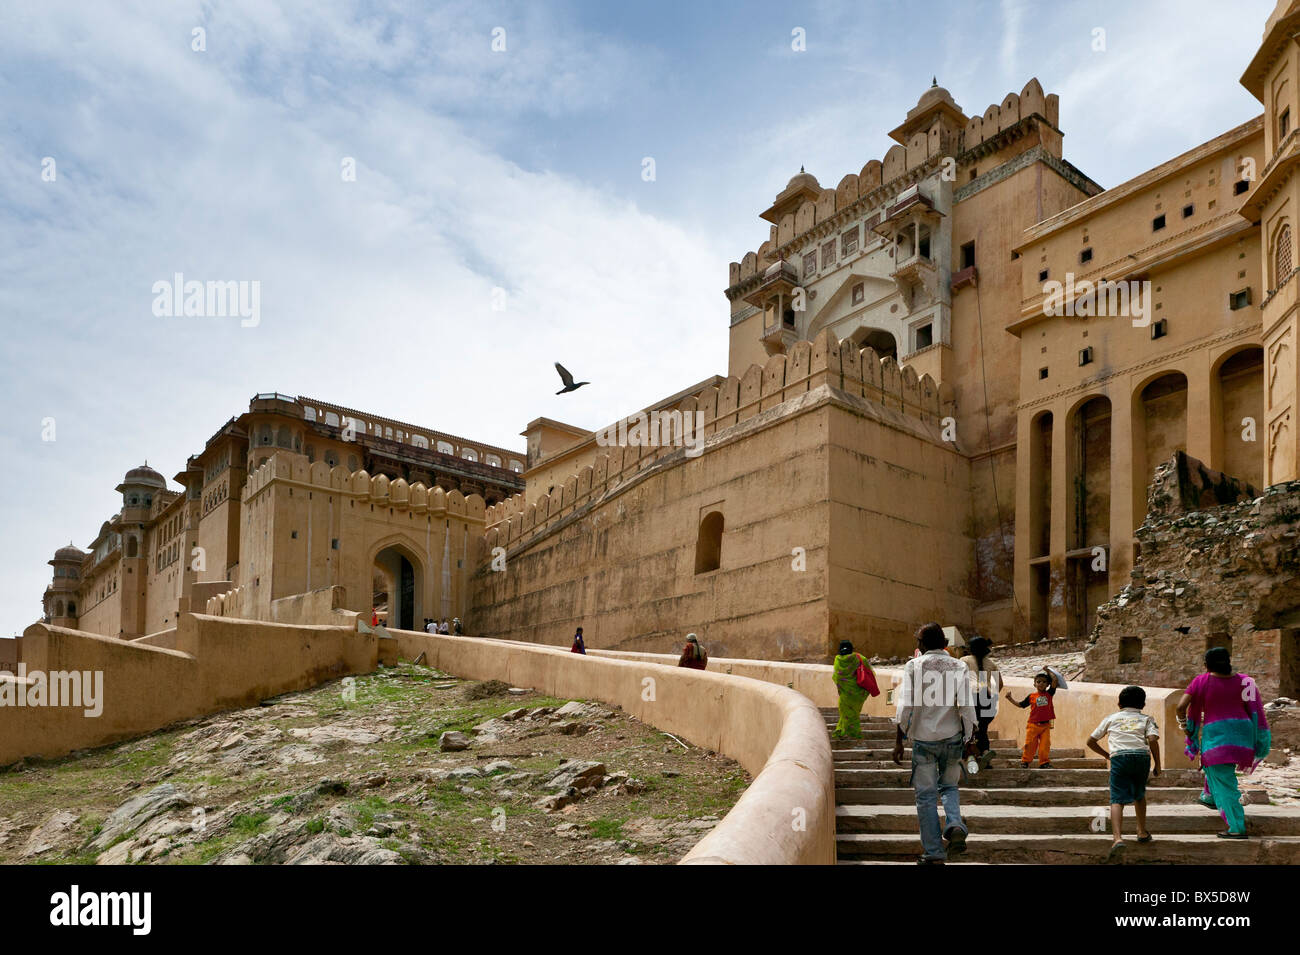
[{"x1": 911, "y1": 732, "x2": 967, "y2": 861}]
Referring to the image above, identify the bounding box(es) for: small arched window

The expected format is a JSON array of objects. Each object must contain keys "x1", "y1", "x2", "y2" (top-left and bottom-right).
[
  {"x1": 462, "y1": 449, "x2": 478, "y2": 462},
  {"x1": 67, "y1": 602, "x2": 76, "y2": 615},
  {"x1": 126, "y1": 536, "x2": 139, "y2": 558},
  {"x1": 694, "y1": 511, "x2": 724, "y2": 574},
  {"x1": 1276, "y1": 224, "x2": 1293, "y2": 286},
  {"x1": 55, "y1": 600, "x2": 64, "y2": 617}
]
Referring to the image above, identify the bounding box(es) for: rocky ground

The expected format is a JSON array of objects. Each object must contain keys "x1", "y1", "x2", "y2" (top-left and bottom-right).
[{"x1": 0, "y1": 663, "x2": 748, "y2": 865}]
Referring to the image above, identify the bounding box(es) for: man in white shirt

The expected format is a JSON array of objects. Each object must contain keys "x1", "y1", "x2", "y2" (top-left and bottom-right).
[{"x1": 893, "y1": 622, "x2": 977, "y2": 864}]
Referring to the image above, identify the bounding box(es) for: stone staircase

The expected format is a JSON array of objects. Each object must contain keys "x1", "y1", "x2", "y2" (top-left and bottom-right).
[{"x1": 823, "y1": 708, "x2": 1300, "y2": 864}]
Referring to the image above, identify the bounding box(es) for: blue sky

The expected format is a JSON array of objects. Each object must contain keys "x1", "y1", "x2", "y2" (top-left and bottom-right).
[{"x1": 0, "y1": 0, "x2": 1274, "y2": 635}]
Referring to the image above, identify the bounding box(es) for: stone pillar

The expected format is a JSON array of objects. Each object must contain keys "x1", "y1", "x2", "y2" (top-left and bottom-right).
[
  {"x1": 1108, "y1": 381, "x2": 1136, "y2": 593},
  {"x1": 1013, "y1": 409, "x2": 1035, "y2": 639},
  {"x1": 1265, "y1": 318, "x2": 1297, "y2": 485},
  {"x1": 1048, "y1": 402, "x2": 1070, "y2": 638},
  {"x1": 1185, "y1": 351, "x2": 1218, "y2": 468}
]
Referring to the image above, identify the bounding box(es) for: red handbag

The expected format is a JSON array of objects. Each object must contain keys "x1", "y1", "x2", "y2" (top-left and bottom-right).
[{"x1": 855, "y1": 657, "x2": 880, "y2": 696}]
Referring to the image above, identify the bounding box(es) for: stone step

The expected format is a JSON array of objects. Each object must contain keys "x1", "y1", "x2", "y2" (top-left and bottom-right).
[
  {"x1": 834, "y1": 832, "x2": 1300, "y2": 864},
  {"x1": 835, "y1": 787, "x2": 1204, "y2": 807},
  {"x1": 820, "y1": 708, "x2": 894, "y2": 721},
  {"x1": 835, "y1": 757, "x2": 1106, "y2": 770},
  {"x1": 831, "y1": 747, "x2": 1083, "y2": 761},
  {"x1": 830, "y1": 738, "x2": 1020, "y2": 752},
  {"x1": 835, "y1": 767, "x2": 1201, "y2": 788},
  {"x1": 834, "y1": 804, "x2": 1300, "y2": 836}
]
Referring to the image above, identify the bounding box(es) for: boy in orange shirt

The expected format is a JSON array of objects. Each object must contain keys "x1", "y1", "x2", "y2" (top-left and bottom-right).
[{"x1": 1005, "y1": 670, "x2": 1059, "y2": 768}]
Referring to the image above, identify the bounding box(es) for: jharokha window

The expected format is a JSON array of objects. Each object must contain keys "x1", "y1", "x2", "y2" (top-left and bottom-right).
[
  {"x1": 1276, "y1": 224, "x2": 1293, "y2": 287},
  {"x1": 842, "y1": 226, "x2": 858, "y2": 257}
]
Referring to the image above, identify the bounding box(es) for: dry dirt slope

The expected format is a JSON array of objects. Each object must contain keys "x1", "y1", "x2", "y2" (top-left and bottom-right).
[{"x1": 0, "y1": 662, "x2": 748, "y2": 864}]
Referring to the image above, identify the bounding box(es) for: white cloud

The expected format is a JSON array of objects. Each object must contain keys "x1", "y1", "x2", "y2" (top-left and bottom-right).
[{"x1": 0, "y1": 0, "x2": 724, "y2": 635}]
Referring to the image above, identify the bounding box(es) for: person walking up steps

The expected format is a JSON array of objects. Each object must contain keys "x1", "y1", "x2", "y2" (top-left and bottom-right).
[
  {"x1": 959, "y1": 636, "x2": 1001, "y2": 769},
  {"x1": 1086, "y1": 685, "x2": 1161, "y2": 861},
  {"x1": 831, "y1": 640, "x2": 878, "y2": 738},
  {"x1": 894, "y1": 622, "x2": 976, "y2": 865},
  {"x1": 1006, "y1": 669, "x2": 1059, "y2": 768},
  {"x1": 1176, "y1": 646, "x2": 1271, "y2": 839}
]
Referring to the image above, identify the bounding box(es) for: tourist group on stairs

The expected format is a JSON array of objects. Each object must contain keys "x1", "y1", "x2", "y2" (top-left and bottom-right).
[{"x1": 825, "y1": 623, "x2": 1275, "y2": 864}]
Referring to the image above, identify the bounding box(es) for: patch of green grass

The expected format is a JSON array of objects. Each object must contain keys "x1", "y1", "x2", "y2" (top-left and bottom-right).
[
  {"x1": 304, "y1": 818, "x2": 325, "y2": 835},
  {"x1": 587, "y1": 816, "x2": 626, "y2": 840},
  {"x1": 230, "y1": 812, "x2": 271, "y2": 835},
  {"x1": 349, "y1": 795, "x2": 393, "y2": 832}
]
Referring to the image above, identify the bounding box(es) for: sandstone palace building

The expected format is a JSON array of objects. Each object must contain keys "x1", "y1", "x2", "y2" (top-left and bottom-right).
[
  {"x1": 33, "y1": 4, "x2": 1300, "y2": 688},
  {"x1": 42, "y1": 395, "x2": 525, "y2": 638}
]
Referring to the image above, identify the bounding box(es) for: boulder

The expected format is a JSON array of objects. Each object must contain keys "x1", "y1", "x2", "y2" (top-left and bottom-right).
[
  {"x1": 438, "y1": 731, "x2": 471, "y2": 752},
  {"x1": 89, "y1": 783, "x2": 190, "y2": 851},
  {"x1": 284, "y1": 834, "x2": 404, "y2": 865},
  {"x1": 544, "y1": 760, "x2": 606, "y2": 792},
  {"x1": 22, "y1": 810, "x2": 79, "y2": 859}
]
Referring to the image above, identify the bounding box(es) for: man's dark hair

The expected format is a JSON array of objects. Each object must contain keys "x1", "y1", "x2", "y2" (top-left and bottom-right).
[
  {"x1": 1205, "y1": 646, "x2": 1231, "y2": 675},
  {"x1": 917, "y1": 622, "x2": 946, "y2": 651},
  {"x1": 1118, "y1": 685, "x2": 1146, "y2": 709}
]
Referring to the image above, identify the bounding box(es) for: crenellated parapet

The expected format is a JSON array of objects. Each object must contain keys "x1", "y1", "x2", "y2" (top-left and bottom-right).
[
  {"x1": 728, "y1": 79, "x2": 1060, "y2": 290},
  {"x1": 240, "y1": 450, "x2": 486, "y2": 521},
  {"x1": 963, "y1": 78, "x2": 1057, "y2": 151},
  {"x1": 481, "y1": 329, "x2": 956, "y2": 553}
]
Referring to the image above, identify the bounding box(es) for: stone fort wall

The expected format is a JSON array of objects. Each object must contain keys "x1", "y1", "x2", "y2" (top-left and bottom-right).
[
  {"x1": 470, "y1": 330, "x2": 973, "y2": 660},
  {"x1": 204, "y1": 452, "x2": 486, "y2": 629}
]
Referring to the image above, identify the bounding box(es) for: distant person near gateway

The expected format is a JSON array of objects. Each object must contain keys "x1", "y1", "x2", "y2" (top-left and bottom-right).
[
  {"x1": 424, "y1": 618, "x2": 436, "y2": 634},
  {"x1": 453, "y1": 617, "x2": 463, "y2": 635},
  {"x1": 571, "y1": 627, "x2": 586, "y2": 654},
  {"x1": 678, "y1": 634, "x2": 708, "y2": 669},
  {"x1": 894, "y1": 622, "x2": 976, "y2": 865}
]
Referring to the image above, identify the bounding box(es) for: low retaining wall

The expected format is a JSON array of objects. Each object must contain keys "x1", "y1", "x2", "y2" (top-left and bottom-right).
[
  {"x1": 386, "y1": 630, "x2": 836, "y2": 865},
  {"x1": 2, "y1": 615, "x2": 379, "y2": 765},
  {"x1": 587, "y1": 648, "x2": 1185, "y2": 764}
]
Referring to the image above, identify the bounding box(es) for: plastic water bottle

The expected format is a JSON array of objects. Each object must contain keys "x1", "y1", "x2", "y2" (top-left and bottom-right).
[{"x1": 966, "y1": 755, "x2": 979, "y2": 775}]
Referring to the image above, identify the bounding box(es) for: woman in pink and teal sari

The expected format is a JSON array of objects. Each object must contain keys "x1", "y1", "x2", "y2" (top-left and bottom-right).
[{"x1": 1175, "y1": 647, "x2": 1271, "y2": 839}]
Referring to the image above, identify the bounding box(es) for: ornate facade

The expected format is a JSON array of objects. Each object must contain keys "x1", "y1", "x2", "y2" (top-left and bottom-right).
[{"x1": 40, "y1": 394, "x2": 523, "y2": 638}]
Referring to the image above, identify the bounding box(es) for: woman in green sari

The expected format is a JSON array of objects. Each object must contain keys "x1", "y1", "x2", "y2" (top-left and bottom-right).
[{"x1": 832, "y1": 640, "x2": 875, "y2": 738}]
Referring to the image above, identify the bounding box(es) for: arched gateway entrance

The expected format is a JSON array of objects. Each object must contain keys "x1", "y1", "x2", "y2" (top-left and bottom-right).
[{"x1": 372, "y1": 544, "x2": 424, "y2": 632}]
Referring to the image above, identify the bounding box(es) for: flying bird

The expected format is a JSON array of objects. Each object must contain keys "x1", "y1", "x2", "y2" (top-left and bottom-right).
[{"x1": 554, "y1": 362, "x2": 590, "y2": 395}]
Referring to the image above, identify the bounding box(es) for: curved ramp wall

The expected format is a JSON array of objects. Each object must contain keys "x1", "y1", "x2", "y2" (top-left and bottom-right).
[{"x1": 387, "y1": 631, "x2": 836, "y2": 865}]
